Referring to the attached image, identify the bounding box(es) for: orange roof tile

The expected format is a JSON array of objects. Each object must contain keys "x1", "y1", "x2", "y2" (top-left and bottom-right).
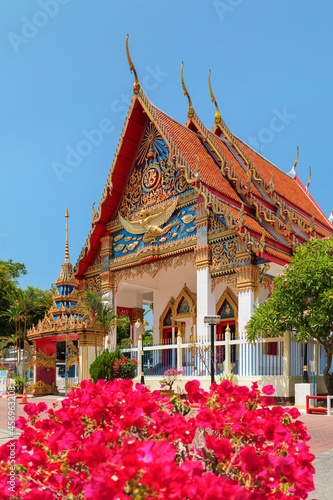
[
  {"x1": 207, "y1": 131, "x2": 261, "y2": 198},
  {"x1": 238, "y1": 138, "x2": 332, "y2": 230},
  {"x1": 152, "y1": 107, "x2": 244, "y2": 206}
]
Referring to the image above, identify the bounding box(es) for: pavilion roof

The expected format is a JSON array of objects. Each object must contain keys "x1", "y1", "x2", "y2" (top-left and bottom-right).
[{"x1": 74, "y1": 87, "x2": 333, "y2": 278}]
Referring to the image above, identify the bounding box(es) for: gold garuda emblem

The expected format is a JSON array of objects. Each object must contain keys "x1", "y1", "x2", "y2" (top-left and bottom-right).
[{"x1": 119, "y1": 196, "x2": 178, "y2": 244}]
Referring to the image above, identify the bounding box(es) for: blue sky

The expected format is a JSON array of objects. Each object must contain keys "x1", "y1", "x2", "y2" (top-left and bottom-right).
[{"x1": 1, "y1": 0, "x2": 332, "y2": 290}]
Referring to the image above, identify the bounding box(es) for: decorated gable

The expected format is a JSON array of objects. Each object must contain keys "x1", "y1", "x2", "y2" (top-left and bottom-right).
[{"x1": 109, "y1": 122, "x2": 197, "y2": 260}]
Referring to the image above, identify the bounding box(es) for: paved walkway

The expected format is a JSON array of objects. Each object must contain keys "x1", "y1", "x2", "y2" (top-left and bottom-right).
[
  {"x1": 298, "y1": 413, "x2": 333, "y2": 455},
  {"x1": 0, "y1": 396, "x2": 332, "y2": 498}
]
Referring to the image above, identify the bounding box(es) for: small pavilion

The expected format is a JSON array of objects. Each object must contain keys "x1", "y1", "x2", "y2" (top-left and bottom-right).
[{"x1": 27, "y1": 208, "x2": 103, "y2": 393}]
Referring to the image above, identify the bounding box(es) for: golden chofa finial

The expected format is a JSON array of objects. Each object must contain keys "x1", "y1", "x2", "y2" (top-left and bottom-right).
[
  {"x1": 65, "y1": 206, "x2": 70, "y2": 263},
  {"x1": 306, "y1": 166, "x2": 311, "y2": 190},
  {"x1": 208, "y1": 70, "x2": 221, "y2": 125},
  {"x1": 180, "y1": 62, "x2": 194, "y2": 119},
  {"x1": 126, "y1": 34, "x2": 140, "y2": 95}
]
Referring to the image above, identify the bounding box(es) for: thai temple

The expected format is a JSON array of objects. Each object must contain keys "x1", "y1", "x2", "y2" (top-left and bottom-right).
[{"x1": 27, "y1": 37, "x2": 333, "y2": 396}]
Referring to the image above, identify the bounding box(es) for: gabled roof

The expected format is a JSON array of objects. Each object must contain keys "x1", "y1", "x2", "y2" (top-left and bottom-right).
[{"x1": 75, "y1": 86, "x2": 333, "y2": 277}]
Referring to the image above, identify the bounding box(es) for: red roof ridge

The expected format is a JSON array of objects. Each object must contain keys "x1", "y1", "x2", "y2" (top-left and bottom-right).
[
  {"x1": 148, "y1": 102, "x2": 199, "y2": 137},
  {"x1": 236, "y1": 136, "x2": 291, "y2": 179},
  {"x1": 294, "y1": 176, "x2": 332, "y2": 227}
]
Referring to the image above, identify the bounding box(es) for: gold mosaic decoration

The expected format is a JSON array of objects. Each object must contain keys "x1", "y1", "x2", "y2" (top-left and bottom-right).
[
  {"x1": 114, "y1": 234, "x2": 124, "y2": 242},
  {"x1": 66, "y1": 338, "x2": 78, "y2": 369},
  {"x1": 24, "y1": 341, "x2": 56, "y2": 370},
  {"x1": 112, "y1": 251, "x2": 195, "y2": 290},
  {"x1": 211, "y1": 274, "x2": 237, "y2": 292},
  {"x1": 137, "y1": 123, "x2": 166, "y2": 165},
  {"x1": 87, "y1": 275, "x2": 101, "y2": 294},
  {"x1": 119, "y1": 153, "x2": 188, "y2": 218},
  {"x1": 26, "y1": 381, "x2": 57, "y2": 395}
]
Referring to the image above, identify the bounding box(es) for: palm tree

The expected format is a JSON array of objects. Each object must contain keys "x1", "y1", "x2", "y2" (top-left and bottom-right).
[
  {"x1": 79, "y1": 290, "x2": 103, "y2": 358},
  {"x1": 97, "y1": 302, "x2": 117, "y2": 352},
  {"x1": 17, "y1": 288, "x2": 45, "y2": 381},
  {"x1": 0, "y1": 302, "x2": 23, "y2": 374}
]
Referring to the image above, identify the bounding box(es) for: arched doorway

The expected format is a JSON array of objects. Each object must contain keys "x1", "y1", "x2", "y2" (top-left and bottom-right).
[{"x1": 216, "y1": 288, "x2": 238, "y2": 372}]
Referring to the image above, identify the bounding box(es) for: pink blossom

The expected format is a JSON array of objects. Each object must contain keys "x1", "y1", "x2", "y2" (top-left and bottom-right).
[
  {"x1": 262, "y1": 384, "x2": 275, "y2": 395},
  {"x1": 0, "y1": 378, "x2": 315, "y2": 499}
]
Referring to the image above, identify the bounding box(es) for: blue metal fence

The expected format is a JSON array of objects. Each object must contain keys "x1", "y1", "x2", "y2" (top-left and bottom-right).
[{"x1": 118, "y1": 336, "x2": 325, "y2": 380}]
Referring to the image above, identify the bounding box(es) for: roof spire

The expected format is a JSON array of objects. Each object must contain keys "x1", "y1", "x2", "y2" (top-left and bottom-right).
[
  {"x1": 287, "y1": 145, "x2": 299, "y2": 179},
  {"x1": 65, "y1": 206, "x2": 70, "y2": 263},
  {"x1": 208, "y1": 70, "x2": 221, "y2": 124},
  {"x1": 305, "y1": 166, "x2": 311, "y2": 190},
  {"x1": 126, "y1": 35, "x2": 140, "y2": 95},
  {"x1": 180, "y1": 62, "x2": 194, "y2": 119}
]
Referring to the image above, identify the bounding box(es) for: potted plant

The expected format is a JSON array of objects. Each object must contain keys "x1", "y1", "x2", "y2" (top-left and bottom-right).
[{"x1": 159, "y1": 368, "x2": 183, "y2": 396}]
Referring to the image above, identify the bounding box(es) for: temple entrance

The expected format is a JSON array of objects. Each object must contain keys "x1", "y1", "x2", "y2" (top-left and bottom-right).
[
  {"x1": 216, "y1": 287, "x2": 238, "y2": 373},
  {"x1": 161, "y1": 307, "x2": 177, "y2": 368}
]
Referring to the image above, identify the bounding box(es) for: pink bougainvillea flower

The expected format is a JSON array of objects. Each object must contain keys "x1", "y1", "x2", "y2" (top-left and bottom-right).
[
  {"x1": 262, "y1": 384, "x2": 275, "y2": 395},
  {"x1": 0, "y1": 378, "x2": 315, "y2": 499}
]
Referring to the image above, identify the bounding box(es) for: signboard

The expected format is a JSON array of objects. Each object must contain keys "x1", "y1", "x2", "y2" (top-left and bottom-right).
[
  {"x1": 0, "y1": 370, "x2": 8, "y2": 395},
  {"x1": 309, "y1": 360, "x2": 317, "y2": 374}
]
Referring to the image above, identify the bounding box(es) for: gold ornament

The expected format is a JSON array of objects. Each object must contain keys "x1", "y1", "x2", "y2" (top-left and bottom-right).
[{"x1": 119, "y1": 196, "x2": 178, "y2": 243}]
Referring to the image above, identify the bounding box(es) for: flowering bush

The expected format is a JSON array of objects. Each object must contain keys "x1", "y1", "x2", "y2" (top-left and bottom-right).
[
  {"x1": 159, "y1": 368, "x2": 183, "y2": 390},
  {"x1": 0, "y1": 379, "x2": 315, "y2": 499},
  {"x1": 113, "y1": 357, "x2": 137, "y2": 379},
  {"x1": 89, "y1": 346, "x2": 137, "y2": 382}
]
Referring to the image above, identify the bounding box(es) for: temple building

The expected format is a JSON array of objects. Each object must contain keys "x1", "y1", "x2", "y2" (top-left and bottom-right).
[{"x1": 28, "y1": 38, "x2": 333, "y2": 395}]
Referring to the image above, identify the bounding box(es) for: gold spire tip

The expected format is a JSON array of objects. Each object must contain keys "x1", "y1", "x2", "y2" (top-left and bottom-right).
[
  {"x1": 293, "y1": 145, "x2": 299, "y2": 169},
  {"x1": 65, "y1": 206, "x2": 70, "y2": 263},
  {"x1": 306, "y1": 166, "x2": 311, "y2": 190},
  {"x1": 180, "y1": 62, "x2": 194, "y2": 119},
  {"x1": 126, "y1": 34, "x2": 140, "y2": 95},
  {"x1": 208, "y1": 69, "x2": 221, "y2": 125}
]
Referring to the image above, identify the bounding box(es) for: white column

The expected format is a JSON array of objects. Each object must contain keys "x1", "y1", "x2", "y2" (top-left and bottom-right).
[
  {"x1": 224, "y1": 325, "x2": 231, "y2": 375},
  {"x1": 237, "y1": 289, "x2": 254, "y2": 376},
  {"x1": 177, "y1": 332, "x2": 183, "y2": 372},
  {"x1": 138, "y1": 336, "x2": 143, "y2": 381},
  {"x1": 196, "y1": 266, "x2": 215, "y2": 341},
  {"x1": 171, "y1": 321, "x2": 175, "y2": 367},
  {"x1": 283, "y1": 330, "x2": 291, "y2": 377},
  {"x1": 238, "y1": 289, "x2": 255, "y2": 337},
  {"x1": 236, "y1": 265, "x2": 260, "y2": 377},
  {"x1": 78, "y1": 336, "x2": 98, "y2": 381}
]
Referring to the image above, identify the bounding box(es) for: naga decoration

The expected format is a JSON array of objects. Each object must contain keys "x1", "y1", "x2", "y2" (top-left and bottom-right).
[
  {"x1": 306, "y1": 166, "x2": 311, "y2": 190},
  {"x1": 208, "y1": 69, "x2": 222, "y2": 125},
  {"x1": 180, "y1": 62, "x2": 194, "y2": 119},
  {"x1": 126, "y1": 34, "x2": 140, "y2": 95}
]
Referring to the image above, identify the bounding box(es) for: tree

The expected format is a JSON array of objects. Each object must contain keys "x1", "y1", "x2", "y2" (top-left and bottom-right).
[
  {"x1": 246, "y1": 238, "x2": 333, "y2": 395},
  {"x1": 0, "y1": 260, "x2": 26, "y2": 336},
  {"x1": 1, "y1": 282, "x2": 53, "y2": 375},
  {"x1": 97, "y1": 301, "x2": 117, "y2": 346},
  {"x1": 117, "y1": 316, "x2": 131, "y2": 346},
  {"x1": 17, "y1": 287, "x2": 47, "y2": 344},
  {"x1": 0, "y1": 303, "x2": 23, "y2": 369},
  {"x1": 80, "y1": 290, "x2": 117, "y2": 356},
  {"x1": 26, "y1": 286, "x2": 54, "y2": 330},
  {"x1": 79, "y1": 290, "x2": 103, "y2": 358}
]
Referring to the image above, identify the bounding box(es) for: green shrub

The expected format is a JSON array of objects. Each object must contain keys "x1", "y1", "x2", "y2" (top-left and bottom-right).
[
  {"x1": 12, "y1": 375, "x2": 24, "y2": 394},
  {"x1": 89, "y1": 347, "x2": 137, "y2": 383}
]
